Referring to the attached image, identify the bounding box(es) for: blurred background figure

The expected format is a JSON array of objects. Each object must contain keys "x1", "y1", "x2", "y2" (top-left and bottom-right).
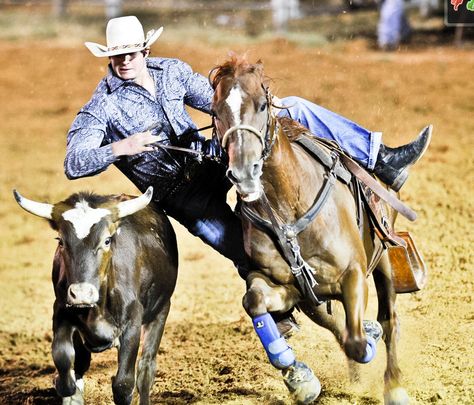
[
  {"x1": 53, "y1": 0, "x2": 68, "y2": 17},
  {"x1": 105, "y1": 0, "x2": 123, "y2": 19},
  {"x1": 271, "y1": 0, "x2": 301, "y2": 34},
  {"x1": 377, "y1": 0, "x2": 411, "y2": 50},
  {"x1": 53, "y1": 0, "x2": 122, "y2": 18}
]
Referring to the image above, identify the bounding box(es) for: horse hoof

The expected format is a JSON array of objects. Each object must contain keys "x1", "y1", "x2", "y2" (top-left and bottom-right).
[
  {"x1": 62, "y1": 378, "x2": 84, "y2": 405},
  {"x1": 359, "y1": 335, "x2": 377, "y2": 364},
  {"x1": 282, "y1": 361, "x2": 321, "y2": 404},
  {"x1": 363, "y1": 320, "x2": 383, "y2": 343},
  {"x1": 384, "y1": 387, "x2": 409, "y2": 405},
  {"x1": 62, "y1": 389, "x2": 84, "y2": 405}
]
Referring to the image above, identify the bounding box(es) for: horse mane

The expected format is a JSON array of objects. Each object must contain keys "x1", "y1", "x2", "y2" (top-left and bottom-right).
[
  {"x1": 278, "y1": 116, "x2": 313, "y2": 142},
  {"x1": 210, "y1": 52, "x2": 267, "y2": 90}
]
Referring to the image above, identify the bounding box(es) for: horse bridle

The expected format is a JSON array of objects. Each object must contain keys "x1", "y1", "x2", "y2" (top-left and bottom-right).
[{"x1": 216, "y1": 86, "x2": 278, "y2": 161}]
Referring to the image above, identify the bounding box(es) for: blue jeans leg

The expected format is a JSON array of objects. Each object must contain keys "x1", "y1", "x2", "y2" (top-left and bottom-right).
[{"x1": 278, "y1": 96, "x2": 382, "y2": 170}]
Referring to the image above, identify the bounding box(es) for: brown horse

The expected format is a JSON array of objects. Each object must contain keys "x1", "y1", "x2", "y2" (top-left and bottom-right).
[{"x1": 210, "y1": 54, "x2": 409, "y2": 405}]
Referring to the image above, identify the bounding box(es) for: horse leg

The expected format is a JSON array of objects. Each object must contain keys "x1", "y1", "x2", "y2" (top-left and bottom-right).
[
  {"x1": 340, "y1": 265, "x2": 376, "y2": 363},
  {"x1": 243, "y1": 275, "x2": 321, "y2": 404},
  {"x1": 299, "y1": 300, "x2": 346, "y2": 347},
  {"x1": 135, "y1": 301, "x2": 171, "y2": 405},
  {"x1": 374, "y1": 253, "x2": 409, "y2": 405}
]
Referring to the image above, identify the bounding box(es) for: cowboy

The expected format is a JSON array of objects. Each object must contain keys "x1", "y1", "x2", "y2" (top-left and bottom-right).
[{"x1": 65, "y1": 16, "x2": 431, "y2": 333}]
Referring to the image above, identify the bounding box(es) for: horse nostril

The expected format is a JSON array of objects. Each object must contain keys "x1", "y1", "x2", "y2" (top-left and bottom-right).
[
  {"x1": 252, "y1": 162, "x2": 261, "y2": 177},
  {"x1": 226, "y1": 168, "x2": 239, "y2": 183}
]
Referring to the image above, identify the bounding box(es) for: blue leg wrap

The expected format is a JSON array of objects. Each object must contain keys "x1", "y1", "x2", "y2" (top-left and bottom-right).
[
  {"x1": 253, "y1": 313, "x2": 296, "y2": 369},
  {"x1": 359, "y1": 335, "x2": 377, "y2": 364}
]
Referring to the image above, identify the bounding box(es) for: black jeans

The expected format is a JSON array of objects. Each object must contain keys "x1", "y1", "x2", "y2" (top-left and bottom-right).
[{"x1": 158, "y1": 160, "x2": 249, "y2": 278}]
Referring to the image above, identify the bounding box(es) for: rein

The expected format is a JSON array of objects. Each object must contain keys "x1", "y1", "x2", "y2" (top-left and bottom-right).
[{"x1": 150, "y1": 123, "x2": 222, "y2": 163}]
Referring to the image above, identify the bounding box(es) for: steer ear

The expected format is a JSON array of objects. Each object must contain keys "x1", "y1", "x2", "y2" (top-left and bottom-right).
[
  {"x1": 116, "y1": 186, "x2": 154, "y2": 218},
  {"x1": 13, "y1": 189, "x2": 54, "y2": 220}
]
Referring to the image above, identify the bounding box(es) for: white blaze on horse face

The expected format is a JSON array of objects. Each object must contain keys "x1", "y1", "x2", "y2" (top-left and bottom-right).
[
  {"x1": 62, "y1": 201, "x2": 110, "y2": 239},
  {"x1": 226, "y1": 85, "x2": 243, "y2": 126}
]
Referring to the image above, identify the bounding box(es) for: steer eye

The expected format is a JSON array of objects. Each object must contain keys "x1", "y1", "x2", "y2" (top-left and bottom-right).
[
  {"x1": 104, "y1": 237, "x2": 112, "y2": 247},
  {"x1": 259, "y1": 102, "x2": 267, "y2": 112}
]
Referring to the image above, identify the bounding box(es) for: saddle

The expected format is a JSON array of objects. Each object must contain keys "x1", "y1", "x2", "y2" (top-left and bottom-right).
[
  {"x1": 359, "y1": 183, "x2": 427, "y2": 293},
  {"x1": 293, "y1": 133, "x2": 427, "y2": 294}
]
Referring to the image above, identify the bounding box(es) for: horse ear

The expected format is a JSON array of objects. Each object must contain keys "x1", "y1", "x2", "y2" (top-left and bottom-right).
[
  {"x1": 254, "y1": 60, "x2": 265, "y2": 79},
  {"x1": 208, "y1": 66, "x2": 220, "y2": 89}
]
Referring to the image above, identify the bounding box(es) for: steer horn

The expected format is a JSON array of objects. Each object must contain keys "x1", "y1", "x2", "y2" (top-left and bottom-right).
[
  {"x1": 13, "y1": 190, "x2": 53, "y2": 219},
  {"x1": 116, "y1": 186, "x2": 154, "y2": 218}
]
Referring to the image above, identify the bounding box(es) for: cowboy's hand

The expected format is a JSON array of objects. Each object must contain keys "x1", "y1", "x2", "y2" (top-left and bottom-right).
[{"x1": 112, "y1": 131, "x2": 160, "y2": 157}]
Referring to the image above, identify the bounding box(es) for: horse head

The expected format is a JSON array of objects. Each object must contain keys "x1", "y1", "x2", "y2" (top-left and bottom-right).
[{"x1": 211, "y1": 54, "x2": 274, "y2": 202}]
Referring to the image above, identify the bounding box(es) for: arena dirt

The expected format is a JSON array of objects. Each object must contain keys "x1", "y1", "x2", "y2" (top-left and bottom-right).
[{"x1": 0, "y1": 38, "x2": 473, "y2": 404}]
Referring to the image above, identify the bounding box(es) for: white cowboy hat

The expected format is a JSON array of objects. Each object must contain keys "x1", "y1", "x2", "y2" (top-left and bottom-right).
[{"x1": 84, "y1": 16, "x2": 163, "y2": 57}]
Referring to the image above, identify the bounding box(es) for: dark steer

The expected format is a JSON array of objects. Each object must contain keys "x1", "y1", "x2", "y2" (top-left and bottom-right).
[{"x1": 13, "y1": 186, "x2": 178, "y2": 405}]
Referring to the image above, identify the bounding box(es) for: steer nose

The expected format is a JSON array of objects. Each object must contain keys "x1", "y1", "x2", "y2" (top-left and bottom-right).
[{"x1": 67, "y1": 283, "x2": 99, "y2": 307}]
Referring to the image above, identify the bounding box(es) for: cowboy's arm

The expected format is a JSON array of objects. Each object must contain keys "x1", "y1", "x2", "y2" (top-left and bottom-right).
[
  {"x1": 65, "y1": 111, "x2": 159, "y2": 179},
  {"x1": 180, "y1": 62, "x2": 214, "y2": 114},
  {"x1": 65, "y1": 110, "x2": 116, "y2": 179}
]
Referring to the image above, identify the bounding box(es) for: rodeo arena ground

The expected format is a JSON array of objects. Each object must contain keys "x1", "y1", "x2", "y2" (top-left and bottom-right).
[{"x1": 0, "y1": 1, "x2": 473, "y2": 405}]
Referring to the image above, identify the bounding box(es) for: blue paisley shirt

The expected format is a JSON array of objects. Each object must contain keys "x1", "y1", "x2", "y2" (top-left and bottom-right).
[
  {"x1": 65, "y1": 57, "x2": 379, "y2": 201},
  {"x1": 65, "y1": 57, "x2": 214, "y2": 200}
]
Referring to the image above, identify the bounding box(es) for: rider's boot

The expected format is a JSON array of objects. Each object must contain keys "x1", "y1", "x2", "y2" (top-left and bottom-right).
[{"x1": 372, "y1": 125, "x2": 432, "y2": 191}]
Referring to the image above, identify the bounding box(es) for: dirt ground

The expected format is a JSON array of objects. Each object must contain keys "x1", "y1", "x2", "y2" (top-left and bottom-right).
[{"x1": 0, "y1": 31, "x2": 473, "y2": 405}]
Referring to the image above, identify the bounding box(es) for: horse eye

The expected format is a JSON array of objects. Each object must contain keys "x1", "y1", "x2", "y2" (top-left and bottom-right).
[
  {"x1": 55, "y1": 237, "x2": 63, "y2": 247},
  {"x1": 259, "y1": 102, "x2": 267, "y2": 112}
]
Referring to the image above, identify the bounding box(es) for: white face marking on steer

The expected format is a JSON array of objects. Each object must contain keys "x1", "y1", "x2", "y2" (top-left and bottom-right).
[
  {"x1": 62, "y1": 201, "x2": 111, "y2": 239},
  {"x1": 226, "y1": 85, "x2": 243, "y2": 126}
]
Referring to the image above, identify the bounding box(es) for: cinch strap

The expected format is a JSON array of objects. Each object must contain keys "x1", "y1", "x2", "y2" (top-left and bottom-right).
[{"x1": 253, "y1": 313, "x2": 295, "y2": 369}]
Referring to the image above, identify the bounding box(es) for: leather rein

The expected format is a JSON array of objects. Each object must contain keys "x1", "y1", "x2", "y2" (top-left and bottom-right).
[{"x1": 150, "y1": 123, "x2": 222, "y2": 163}]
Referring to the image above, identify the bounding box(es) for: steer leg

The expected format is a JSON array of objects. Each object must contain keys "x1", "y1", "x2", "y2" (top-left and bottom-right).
[
  {"x1": 136, "y1": 301, "x2": 171, "y2": 405},
  {"x1": 112, "y1": 304, "x2": 143, "y2": 405},
  {"x1": 52, "y1": 312, "x2": 76, "y2": 397},
  {"x1": 69, "y1": 330, "x2": 91, "y2": 401}
]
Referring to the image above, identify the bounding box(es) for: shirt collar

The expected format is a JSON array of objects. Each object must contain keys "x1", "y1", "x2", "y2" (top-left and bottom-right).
[{"x1": 105, "y1": 58, "x2": 164, "y2": 93}]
